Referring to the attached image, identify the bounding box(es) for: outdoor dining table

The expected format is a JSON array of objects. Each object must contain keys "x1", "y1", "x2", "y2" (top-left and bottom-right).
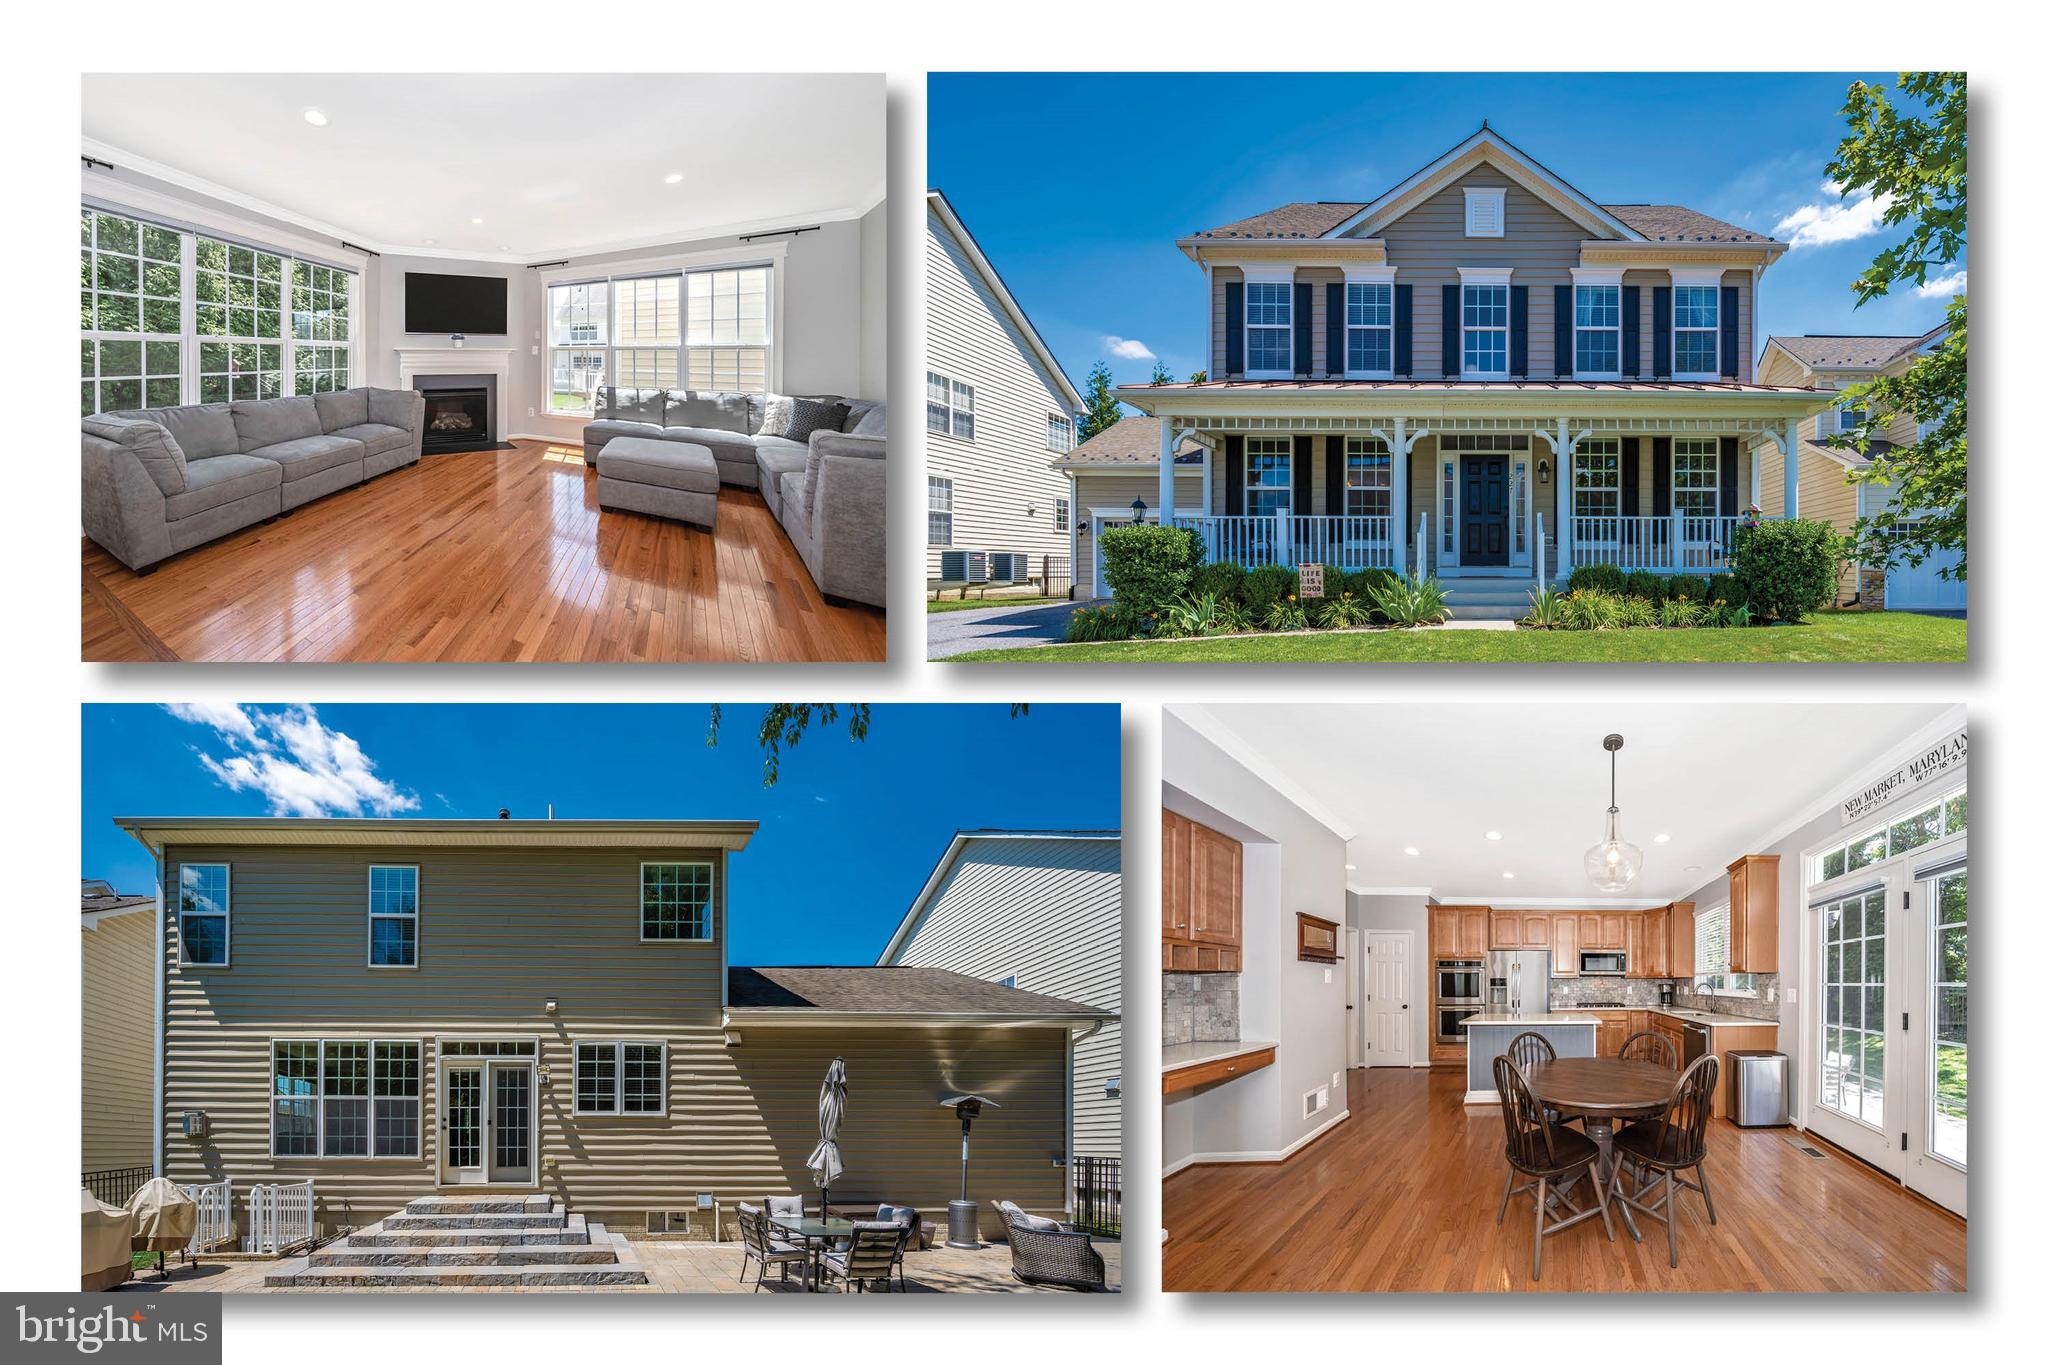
[
  {"x1": 1522, "y1": 1056, "x2": 1679, "y2": 1242},
  {"x1": 769, "y1": 1214, "x2": 858, "y2": 1291}
]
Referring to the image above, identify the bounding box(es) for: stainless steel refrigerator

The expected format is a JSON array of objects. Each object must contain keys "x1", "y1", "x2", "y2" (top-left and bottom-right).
[{"x1": 1485, "y1": 949, "x2": 1552, "y2": 1014}]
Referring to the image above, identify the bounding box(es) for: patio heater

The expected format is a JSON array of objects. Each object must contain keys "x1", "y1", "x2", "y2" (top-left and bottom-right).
[{"x1": 938, "y1": 1094, "x2": 1001, "y2": 1248}]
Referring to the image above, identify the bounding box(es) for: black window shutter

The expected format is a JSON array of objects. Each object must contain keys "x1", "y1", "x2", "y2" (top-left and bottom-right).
[
  {"x1": 1441, "y1": 284, "x2": 1460, "y2": 376},
  {"x1": 1294, "y1": 281, "x2": 1313, "y2": 376},
  {"x1": 1327, "y1": 282, "x2": 1345, "y2": 377},
  {"x1": 1325, "y1": 435, "x2": 1345, "y2": 513},
  {"x1": 1553, "y1": 284, "x2": 1573, "y2": 378},
  {"x1": 1652, "y1": 437, "x2": 1672, "y2": 516},
  {"x1": 1509, "y1": 286, "x2": 1530, "y2": 378},
  {"x1": 1292, "y1": 435, "x2": 1314, "y2": 514},
  {"x1": 1652, "y1": 287, "x2": 1672, "y2": 380},
  {"x1": 1621, "y1": 285, "x2": 1641, "y2": 378},
  {"x1": 1225, "y1": 282, "x2": 1245, "y2": 377},
  {"x1": 1394, "y1": 284, "x2": 1414, "y2": 377},
  {"x1": 1622, "y1": 437, "x2": 1640, "y2": 517},
  {"x1": 1224, "y1": 435, "x2": 1244, "y2": 515},
  {"x1": 1720, "y1": 284, "x2": 1740, "y2": 380},
  {"x1": 1720, "y1": 436, "x2": 1739, "y2": 514}
]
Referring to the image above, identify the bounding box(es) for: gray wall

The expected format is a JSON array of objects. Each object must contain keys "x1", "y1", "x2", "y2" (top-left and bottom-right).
[
  {"x1": 1347, "y1": 891, "x2": 1432, "y2": 1066},
  {"x1": 858, "y1": 199, "x2": 888, "y2": 402}
]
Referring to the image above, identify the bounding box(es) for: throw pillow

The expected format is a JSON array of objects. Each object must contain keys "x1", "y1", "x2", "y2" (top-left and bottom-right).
[
  {"x1": 1008, "y1": 1209, "x2": 1062, "y2": 1232},
  {"x1": 849, "y1": 402, "x2": 887, "y2": 438},
  {"x1": 757, "y1": 395, "x2": 850, "y2": 444}
]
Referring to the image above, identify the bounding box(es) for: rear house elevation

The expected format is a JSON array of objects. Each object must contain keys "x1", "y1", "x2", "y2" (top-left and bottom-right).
[
  {"x1": 926, "y1": 189, "x2": 1084, "y2": 590},
  {"x1": 119, "y1": 816, "x2": 1110, "y2": 1250}
]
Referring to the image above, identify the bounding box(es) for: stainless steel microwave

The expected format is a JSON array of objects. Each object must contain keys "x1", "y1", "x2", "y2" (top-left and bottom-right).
[{"x1": 1579, "y1": 950, "x2": 1627, "y2": 976}]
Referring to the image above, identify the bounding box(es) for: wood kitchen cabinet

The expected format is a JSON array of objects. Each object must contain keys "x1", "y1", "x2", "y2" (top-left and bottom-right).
[
  {"x1": 1522, "y1": 912, "x2": 1551, "y2": 948},
  {"x1": 1647, "y1": 905, "x2": 1670, "y2": 977},
  {"x1": 1599, "y1": 913, "x2": 1627, "y2": 950},
  {"x1": 1595, "y1": 1014, "x2": 1628, "y2": 1057},
  {"x1": 1726, "y1": 854, "x2": 1781, "y2": 973},
  {"x1": 1459, "y1": 908, "x2": 1491, "y2": 958},
  {"x1": 1490, "y1": 910, "x2": 1523, "y2": 948},
  {"x1": 1162, "y1": 809, "x2": 1242, "y2": 972},
  {"x1": 1577, "y1": 913, "x2": 1601, "y2": 951},
  {"x1": 1162, "y1": 810, "x2": 1191, "y2": 940},
  {"x1": 1551, "y1": 913, "x2": 1578, "y2": 975},
  {"x1": 1668, "y1": 901, "x2": 1696, "y2": 979}
]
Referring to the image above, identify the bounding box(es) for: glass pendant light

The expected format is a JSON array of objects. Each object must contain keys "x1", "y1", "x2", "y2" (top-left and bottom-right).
[{"x1": 1583, "y1": 733, "x2": 1644, "y2": 892}]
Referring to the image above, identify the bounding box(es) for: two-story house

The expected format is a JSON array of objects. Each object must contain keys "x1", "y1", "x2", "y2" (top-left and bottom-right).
[
  {"x1": 1754, "y1": 326, "x2": 1964, "y2": 612},
  {"x1": 120, "y1": 816, "x2": 1108, "y2": 1255},
  {"x1": 926, "y1": 189, "x2": 1084, "y2": 589},
  {"x1": 1102, "y1": 127, "x2": 1836, "y2": 593}
]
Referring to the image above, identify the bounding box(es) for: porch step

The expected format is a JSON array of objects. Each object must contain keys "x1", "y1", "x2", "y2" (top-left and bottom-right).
[
  {"x1": 1439, "y1": 581, "x2": 1554, "y2": 621},
  {"x1": 383, "y1": 1207, "x2": 568, "y2": 1230},
  {"x1": 262, "y1": 1263, "x2": 647, "y2": 1289},
  {"x1": 262, "y1": 1220, "x2": 646, "y2": 1289},
  {"x1": 404, "y1": 1194, "x2": 552, "y2": 1216},
  {"x1": 338, "y1": 1214, "x2": 591, "y2": 1248},
  {"x1": 310, "y1": 1243, "x2": 620, "y2": 1267}
]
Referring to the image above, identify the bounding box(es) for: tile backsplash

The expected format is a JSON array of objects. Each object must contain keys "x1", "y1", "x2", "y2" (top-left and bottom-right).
[
  {"x1": 1677, "y1": 975, "x2": 1780, "y2": 1020},
  {"x1": 1549, "y1": 973, "x2": 1781, "y2": 1021},
  {"x1": 1164, "y1": 972, "x2": 1240, "y2": 1045}
]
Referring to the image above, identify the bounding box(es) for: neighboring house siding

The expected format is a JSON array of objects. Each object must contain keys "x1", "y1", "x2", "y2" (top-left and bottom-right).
[
  {"x1": 1073, "y1": 471, "x2": 1203, "y2": 598},
  {"x1": 926, "y1": 205, "x2": 1077, "y2": 578},
  {"x1": 83, "y1": 908, "x2": 157, "y2": 1176},
  {"x1": 1755, "y1": 360, "x2": 1911, "y2": 605},
  {"x1": 158, "y1": 843, "x2": 1072, "y2": 1236},
  {"x1": 884, "y1": 838, "x2": 1123, "y2": 1162}
]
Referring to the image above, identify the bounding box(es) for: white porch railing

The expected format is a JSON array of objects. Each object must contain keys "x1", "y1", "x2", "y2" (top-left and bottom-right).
[
  {"x1": 1570, "y1": 515, "x2": 1752, "y2": 574},
  {"x1": 1174, "y1": 513, "x2": 1394, "y2": 571},
  {"x1": 243, "y1": 1179, "x2": 315, "y2": 1254},
  {"x1": 179, "y1": 1179, "x2": 234, "y2": 1252}
]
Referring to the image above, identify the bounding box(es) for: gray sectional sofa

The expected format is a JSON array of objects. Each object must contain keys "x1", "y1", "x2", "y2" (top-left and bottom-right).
[
  {"x1": 583, "y1": 387, "x2": 887, "y2": 610},
  {"x1": 82, "y1": 387, "x2": 424, "y2": 573}
]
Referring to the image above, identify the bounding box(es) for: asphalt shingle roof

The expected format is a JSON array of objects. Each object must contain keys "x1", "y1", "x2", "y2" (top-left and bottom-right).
[
  {"x1": 727, "y1": 966, "x2": 1104, "y2": 1017},
  {"x1": 82, "y1": 879, "x2": 151, "y2": 915},
  {"x1": 1053, "y1": 415, "x2": 1205, "y2": 469},
  {"x1": 1771, "y1": 336, "x2": 1923, "y2": 369},
  {"x1": 1191, "y1": 200, "x2": 1773, "y2": 244}
]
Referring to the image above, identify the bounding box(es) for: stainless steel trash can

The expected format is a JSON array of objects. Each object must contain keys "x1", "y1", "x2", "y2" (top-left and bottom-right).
[{"x1": 1728, "y1": 1049, "x2": 1790, "y2": 1127}]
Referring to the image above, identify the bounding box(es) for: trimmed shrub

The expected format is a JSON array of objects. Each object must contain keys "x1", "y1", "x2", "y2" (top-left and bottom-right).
[
  {"x1": 1097, "y1": 523, "x2": 1201, "y2": 618},
  {"x1": 1568, "y1": 563, "x2": 1628, "y2": 596},
  {"x1": 1241, "y1": 563, "x2": 1298, "y2": 619},
  {"x1": 1623, "y1": 570, "x2": 1666, "y2": 604},
  {"x1": 1733, "y1": 518, "x2": 1846, "y2": 622},
  {"x1": 1706, "y1": 573, "x2": 1746, "y2": 612},
  {"x1": 1188, "y1": 561, "x2": 1248, "y2": 607},
  {"x1": 1665, "y1": 573, "x2": 1712, "y2": 604}
]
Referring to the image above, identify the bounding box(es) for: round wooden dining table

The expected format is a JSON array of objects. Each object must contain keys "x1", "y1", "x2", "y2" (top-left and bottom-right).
[{"x1": 1523, "y1": 1056, "x2": 1679, "y2": 1241}]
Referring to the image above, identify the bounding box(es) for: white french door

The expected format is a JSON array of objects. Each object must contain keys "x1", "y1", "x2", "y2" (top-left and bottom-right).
[
  {"x1": 439, "y1": 1059, "x2": 537, "y2": 1186},
  {"x1": 1905, "y1": 858, "x2": 1967, "y2": 1213}
]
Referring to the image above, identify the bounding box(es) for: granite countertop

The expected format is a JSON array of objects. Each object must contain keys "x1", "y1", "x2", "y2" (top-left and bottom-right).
[
  {"x1": 1563, "y1": 1005, "x2": 1778, "y2": 1029},
  {"x1": 1162, "y1": 1039, "x2": 1278, "y2": 1071},
  {"x1": 1459, "y1": 1012, "x2": 1601, "y2": 1027}
]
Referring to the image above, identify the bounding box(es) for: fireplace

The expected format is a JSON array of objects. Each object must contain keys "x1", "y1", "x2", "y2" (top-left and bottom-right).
[{"x1": 412, "y1": 372, "x2": 499, "y2": 453}]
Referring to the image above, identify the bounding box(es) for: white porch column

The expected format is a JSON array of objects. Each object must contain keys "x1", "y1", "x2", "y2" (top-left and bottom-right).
[
  {"x1": 1749, "y1": 440, "x2": 1762, "y2": 510},
  {"x1": 1390, "y1": 418, "x2": 1409, "y2": 573},
  {"x1": 1779, "y1": 419, "x2": 1799, "y2": 518},
  {"x1": 1538, "y1": 418, "x2": 1585, "y2": 579},
  {"x1": 1201, "y1": 440, "x2": 1214, "y2": 516},
  {"x1": 1158, "y1": 419, "x2": 1176, "y2": 525}
]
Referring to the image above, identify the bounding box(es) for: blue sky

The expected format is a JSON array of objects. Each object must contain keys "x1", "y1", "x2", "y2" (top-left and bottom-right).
[
  {"x1": 81, "y1": 703, "x2": 1121, "y2": 965},
  {"x1": 929, "y1": 72, "x2": 1963, "y2": 393}
]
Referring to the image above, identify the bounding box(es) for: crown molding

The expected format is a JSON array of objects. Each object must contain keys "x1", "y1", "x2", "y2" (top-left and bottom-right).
[{"x1": 1165, "y1": 706, "x2": 1355, "y2": 842}]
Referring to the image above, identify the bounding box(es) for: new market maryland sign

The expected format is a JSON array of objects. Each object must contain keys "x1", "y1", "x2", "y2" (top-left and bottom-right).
[{"x1": 1840, "y1": 728, "x2": 1968, "y2": 826}]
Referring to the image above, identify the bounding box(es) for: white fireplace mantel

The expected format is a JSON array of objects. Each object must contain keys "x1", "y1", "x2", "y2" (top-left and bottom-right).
[{"x1": 395, "y1": 346, "x2": 515, "y2": 391}]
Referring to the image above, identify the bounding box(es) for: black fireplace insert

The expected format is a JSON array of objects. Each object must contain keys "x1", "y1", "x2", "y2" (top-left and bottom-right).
[{"x1": 419, "y1": 386, "x2": 492, "y2": 453}]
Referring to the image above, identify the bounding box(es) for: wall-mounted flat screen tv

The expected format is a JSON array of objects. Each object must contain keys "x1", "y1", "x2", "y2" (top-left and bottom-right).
[{"x1": 404, "y1": 272, "x2": 508, "y2": 335}]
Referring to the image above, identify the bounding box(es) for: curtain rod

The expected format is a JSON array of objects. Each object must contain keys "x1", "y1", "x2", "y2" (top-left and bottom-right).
[
  {"x1": 738, "y1": 225, "x2": 820, "y2": 243},
  {"x1": 341, "y1": 241, "x2": 380, "y2": 258},
  {"x1": 81, "y1": 155, "x2": 116, "y2": 171},
  {"x1": 526, "y1": 260, "x2": 571, "y2": 270}
]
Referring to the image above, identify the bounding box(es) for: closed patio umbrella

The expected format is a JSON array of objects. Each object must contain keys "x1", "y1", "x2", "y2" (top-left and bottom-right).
[{"x1": 806, "y1": 1056, "x2": 847, "y2": 1216}]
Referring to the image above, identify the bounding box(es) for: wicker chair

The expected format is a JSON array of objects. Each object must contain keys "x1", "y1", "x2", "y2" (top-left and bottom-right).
[
  {"x1": 1611, "y1": 1053, "x2": 1720, "y2": 1268},
  {"x1": 1492, "y1": 1055, "x2": 1614, "y2": 1281},
  {"x1": 995, "y1": 1200, "x2": 1109, "y2": 1291},
  {"x1": 736, "y1": 1204, "x2": 810, "y2": 1291},
  {"x1": 814, "y1": 1221, "x2": 909, "y2": 1293},
  {"x1": 1619, "y1": 1030, "x2": 1678, "y2": 1068}
]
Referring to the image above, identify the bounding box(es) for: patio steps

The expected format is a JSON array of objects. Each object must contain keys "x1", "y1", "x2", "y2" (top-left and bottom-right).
[
  {"x1": 263, "y1": 1196, "x2": 648, "y2": 1289},
  {"x1": 1443, "y1": 578, "x2": 1557, "y2": 621}
]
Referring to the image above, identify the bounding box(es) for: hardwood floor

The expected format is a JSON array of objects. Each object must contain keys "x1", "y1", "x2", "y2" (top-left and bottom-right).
[
  {"x1": 80, "y1": 441, "x2": 887, "y2": 664},
  {"x1": 1163, "y1": 1066, "x2": 1966, "y2": 1293}
]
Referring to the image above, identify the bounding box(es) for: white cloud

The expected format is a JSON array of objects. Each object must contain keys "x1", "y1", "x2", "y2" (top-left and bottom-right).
[
  {"x1": 169, "y1": 703, "x2": 419, "y2": 818},
  {"x1": 1103, "y1": 336, "x2": 1156, "y2": 361},
  {"x1": 1772, "y1": 181, "x2": 1895, "y2": 249},
  {"x1": 1916, "y1": 268, "x2": 1967, "y2": 299}
]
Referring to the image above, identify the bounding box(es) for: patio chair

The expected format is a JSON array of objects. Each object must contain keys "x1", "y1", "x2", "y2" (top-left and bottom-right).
[
  {"x1": 814, "y1": 1220, "x2": 909, "y2": 1293},
  {"x1": 763, "y1": 1194, "x2": 805, "y2": 1223},
  {"x1": 736, "y1": 1204, "x2": 810, "y2": 1291},
  {"x1": 994, "y1": 1200, "x2": 1109, "y2": 1292}
]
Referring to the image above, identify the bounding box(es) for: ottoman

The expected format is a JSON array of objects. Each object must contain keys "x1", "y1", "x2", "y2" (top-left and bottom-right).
[{"x1": 596, "y1": 436, "x2": 718, "y2": 530}]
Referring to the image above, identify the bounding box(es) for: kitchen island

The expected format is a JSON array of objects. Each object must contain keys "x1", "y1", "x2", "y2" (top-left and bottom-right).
[{"x1": 1460, "y1": 1013, "x2": 1599, "y2": 1103}]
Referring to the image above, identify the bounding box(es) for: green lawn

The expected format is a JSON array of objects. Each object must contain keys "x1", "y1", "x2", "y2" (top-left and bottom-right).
[
  {"x1": 942, "y1": 610, "x2": 1966, "y2": 663},
  {"x1": 927, "y1": 595, "x2": 1065, "y2": 613}
]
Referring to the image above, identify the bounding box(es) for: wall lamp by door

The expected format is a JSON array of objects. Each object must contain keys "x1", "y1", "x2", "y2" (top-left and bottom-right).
[
  {"x1": 1537, "y1": 458, "x2": 1551, "y2": 485},
  {"x1": 1130, "y1": 497, "x2": 1148, "y2": 524}
]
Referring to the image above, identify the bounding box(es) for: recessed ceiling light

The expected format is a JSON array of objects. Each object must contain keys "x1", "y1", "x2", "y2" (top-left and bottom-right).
[
  {"x1": 1485, "y1": 830, "x2": 1502, "y2": 841},
  {"x1": 1684, "y1": 865, "x2": 1701, "y2": 873},
  {"x1": 664, "y1": 171, "x2": 685, "y2": 184},
  {"x1": 302, "y1": 108, "x2": 329, "y2": 127},
  {"x1": 1653, "y1": 833, "x2": 1672, "y2": 844},
  {"x1": 470, "y1": 217, "x2": 485, "y2": 226},
  {"x1": 1501, "y1": 871, "x2": 1516, "y2": 880},
  {"x1": 1403, "y1": 847, "x2": 1420, "y2": 856},
  {"x1": 423, "y1": 237, "x2": 437, "y2": 246},
  {"x1": 1344, "y1": 864, "x2": 1356, "y2": 871}
]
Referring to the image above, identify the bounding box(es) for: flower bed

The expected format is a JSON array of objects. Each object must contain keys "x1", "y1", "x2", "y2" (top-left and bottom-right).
[{"x1": 1067, "y1": 563, "x2": 1452, "y2": 643}]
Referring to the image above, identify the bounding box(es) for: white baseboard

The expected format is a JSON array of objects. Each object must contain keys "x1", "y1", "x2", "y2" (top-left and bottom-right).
[
  {"x1": 1463, "y1": 1089, "x2": 1500, "y2": 1105},
  {"x1": 1160, "y1": 1107, "x2": 1351, "y2": 1179},
  {"x1": 507, "y1": 431, "x2": 580, "y2": 446}
]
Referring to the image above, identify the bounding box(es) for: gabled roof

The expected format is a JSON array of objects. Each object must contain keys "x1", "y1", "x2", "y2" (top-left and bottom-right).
[
  {"x1": 82, "y1": 881, "x2": 152, "y2": 918},
  {"x1": 927, "y1": 189, "x2": 1084, "y2": 411},
  {"x1": 727, "y1": 966, "x2": 1109, "y2": 1021},
  {"x1": 877, "y1": 829, "x2": 1121, "y2": 963},
  {"x1": 116, "y1": 817, "x2": 757, "y2": 854},
  {"x1": 1050, "y1": 415, "x2": 1205, "y2": 471},
  {"x1": 1765, "y1": 335, "x2": 1924, "y2": 371}
]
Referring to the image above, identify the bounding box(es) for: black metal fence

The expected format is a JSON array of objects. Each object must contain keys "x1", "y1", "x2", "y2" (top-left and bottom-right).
[
  {"x1": 83, "y1": 1165, "x2": 152, "y2": 1206},
  {"x1": 1072, "y1": 1156, "x2": 1121, "y2": 1238},
  {"x1": 1039, "y1": 555, "x2": 1073, "y2": 600}
]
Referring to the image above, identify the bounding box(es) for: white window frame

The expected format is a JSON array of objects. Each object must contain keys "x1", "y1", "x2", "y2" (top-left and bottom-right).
[
  {"x1": 928, "y1": 475, "x2": 955, "y2": 546},
  {"x1": 1459, "y1": 269, "x2": 1512, "y2": 377},
  {"x1": 1812, "y1": 785, "x2": 1967, "y2": 887},
  {"x1": 1342, "y1": 274, "x2": 1395, "y2": 379},
  {"x1": 367, "y1": 864, "x2": 420, "y2": 971},
  {"x1": 927, "y1": 371, "x2": 975, "y2": 441},
  {"x1": 1245, "y1": 435, "x2": 1293, "y2": 517},
  {"x1": 1046, "y1": 412, "x2": 1075, "y2": 453},
  {"x1": 572, "y1": 1039, "x2": 669, "y2": 1118},
  {"x1": 1832, "y1": 393, "x2": 1867, "y2": 436},
  {"x1": 1671, "y1": 276, "x2": 1721, "y2": 381},
  {"x1": 1244, "y1": 276, "x2": 1294, "y2": 378},
  {"x1": 1463, "y1": 186, "x2": 1506, "y2": 237},
  {"x1": 176, "y1": 862, "x2": 231, "y2": 968},
  {"x1": 1571, "y1": 270, "x2": 1623, "y2": 380},
  {"x1": 269, "y1": 1036, "x2": 423, "y2": 1161},
  {"x1": 1343, "y1": 436, "x2": 1391, "y2": 518},
  {"x1": 1054, "y1": 496, "x2": 1071, "y2": 533},
  {"x1": 1672, "y1": 437, "x2": 1721, "y2": 519},
  {"x1": 685, "y1": 264, "x2": 774, "y2": 394},
  {"x1": 639, "y1": 860, "x2": 715, "y2": 943},
  {"x1": 1690, "y1": 901, "x2": 1759, "y2": 998},
  {"x1": 1572, "y1": 439, "x2": 1622, "y2": 522}
]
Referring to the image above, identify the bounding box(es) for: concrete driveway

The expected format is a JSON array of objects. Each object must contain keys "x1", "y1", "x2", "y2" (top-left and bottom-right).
[{"x1": 927, "y1": 600, "x2": 1083, "y2": 658}]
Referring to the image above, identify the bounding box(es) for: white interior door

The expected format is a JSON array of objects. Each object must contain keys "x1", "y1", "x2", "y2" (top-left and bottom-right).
[{"x1": 1365, "y1": 930, "x2": 1413, "y2": 1067}]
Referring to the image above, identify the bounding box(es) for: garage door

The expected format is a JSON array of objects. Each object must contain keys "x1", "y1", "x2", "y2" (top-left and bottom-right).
[{"x1": 1886, "y1": 529, "x2": 1967, "y2": 611}]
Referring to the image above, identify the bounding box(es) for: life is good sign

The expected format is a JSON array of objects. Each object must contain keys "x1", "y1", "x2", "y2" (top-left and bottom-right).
[
  {"x1": 1840, "y1": 728, "x2": 1967, "y2": 825},
  {"x1": 1298, "y1": 563, "x2": 1325, "y2": 600}
]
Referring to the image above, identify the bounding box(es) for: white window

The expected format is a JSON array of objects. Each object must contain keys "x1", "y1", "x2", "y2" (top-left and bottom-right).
[
  {"x1": 1816, "y1": 888, "x2": 1885, "y2": 1125},
  {"x1": 1345, "y1": 282, "x2": 1393, "y2": 377},
  {"x1": 1574, "y1": 284, "x2": 1621, "y2": 377},
  {"x1": 1463, "y1": 187, "x2": 1506, "y2": 237},
  {"x1": 1441, "y1": 460, "x2": 1455, "y2": 553},
  {"x1": 290, "y1": 260, "x2": 353, "y2": 394},
  {"x1": 1054, "y1": 496, "x2": 1070, "y2": 532},
  {"x1": 1834, "y1": 397, "x2": 1867, "y2": 434},
  {"x1": 178, "y1": 863, "x2": 230, "y2": 966},
  {"x1": 1245, "y1": 436, "x2": 1292, "y2": 517},
  {"x1": 271, "y1": 1039, "x2": 420, "y2": 1159},
  {"x1": 1245, "y1": 281, "x2": 1293, "y2": 374},
  {"x1": 1692, "y1": 903, "x2": 1758, "y2": 998},
  {"x1": 613, "y1": 274, "x2": 682, "y2": 390},
  {"x1": 544, "y1": 263, "x2": 773, "y2": 415},
  {"x1": 926, "y1": 371, "x2": 974, "y2": 440},
  {"x1": 1673, "y1": 438, "x2": 1720, "y2": 518},
  {"x1": 1673, "y1": 284, "x2": 1720, "y2": 378},
  {"x1": 686, "y1": 265, "x2": 771, "y2": 393},
  {"x1": 1463, "y1": 284, "x2": 1509, "y2": 375},
  {"x1": 1046, "y1": 413, "x2": 1075, "y2": 453},
  {"x1": 546, "y1": 281, "x2": 609, "y2": 416},
  {"x1": 1815, "y1": 789, "x2": 1967, "y2": 883},
  {"x1": 368, "y1": 865, "x2": 418, "y2": 969},
  {"x1": 81, "y1": 208, "x2": 184, "y2": 414},
  {"x1": 1343, "y1": 436, "x2": 1391, "y2": 517},
  {"x1": 1573, "y1": 439, "x2": 1622, "y2": 521},
  {"x1": 640, "y1": 862, "x2": 713, "y2": 941},
  {"x1": 574, "y1": 1040, "x2": 667, "y2": 1116},
  {"x1": 928, "y1": 476, "x2": 955, "y2": 546}
]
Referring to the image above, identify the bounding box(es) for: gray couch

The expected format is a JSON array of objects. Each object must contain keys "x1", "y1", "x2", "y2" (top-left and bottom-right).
[
  {"x1": 82, "y1": 387, "x2": 424, "y2": 573},
  {"x1": 584, "y1": 387, "x2": 886, "y2": 610}
]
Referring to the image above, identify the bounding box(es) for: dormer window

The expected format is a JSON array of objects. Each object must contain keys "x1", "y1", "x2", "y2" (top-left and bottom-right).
[
  {"x1": 1672, "y1": 283, "x2": 1720, "y2": 379},
  {"x1": 1245, "y1": 281, "x2": 1293, "y2": 375},
  {"x1": 1463, "y1": 187, "x2": 1506, "y2": 237}
]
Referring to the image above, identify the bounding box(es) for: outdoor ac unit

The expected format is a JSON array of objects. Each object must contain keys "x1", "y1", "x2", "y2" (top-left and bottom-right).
[
  {"x1": 986, "y1": 551, "x2": 1032, "y2": 581},
  {"x1": 940, "y1": 549, "x2": 989, "y2": 583}
]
